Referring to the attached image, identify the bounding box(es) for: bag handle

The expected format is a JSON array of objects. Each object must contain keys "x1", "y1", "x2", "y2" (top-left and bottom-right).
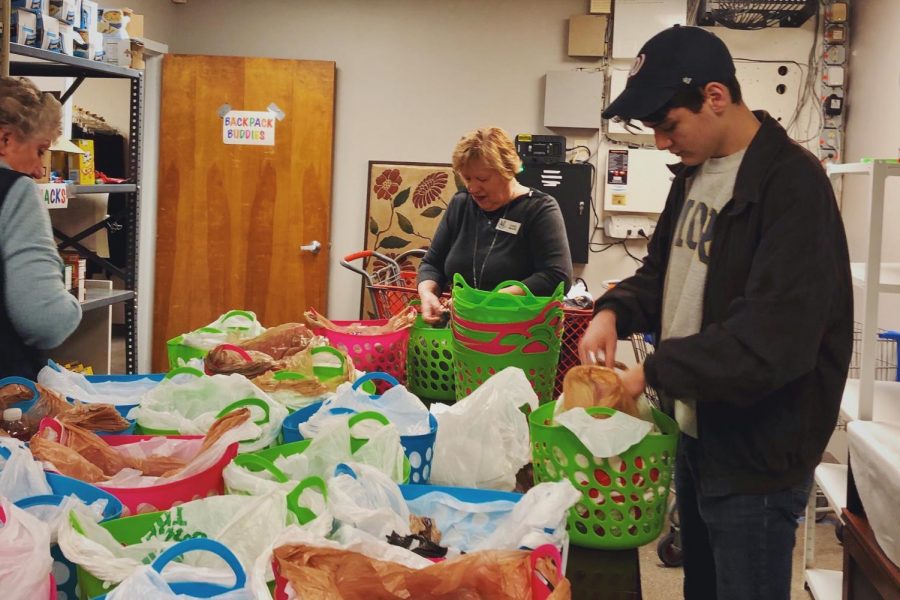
[
  {"x1": 347, "y1": 411, "x2": 390, "y2": 439},
  {"x1": 214, "y1": 344, "x2": 254, "y2": 363},
  {"x1": 215, "y1": 397, "x2": 271, "y2": 426},
  {"x1": 196, "y1": 326, "x2": 224, "y2": 334},
  {"x1": 286, "y1": 476, "x2": 327, "y2": 525},
  {"x1": 273, "y1": 371, "x2": 309, "y2": 381},
  {"x1": 14, "y1": 494, "x2": 65, "y2": 510},
  {"x1": 0, "y1": 376, "x2": 40, "y2": 404},
  {"x1": 232, "y1": 454, "x2": 289, "y2": 483},
  {"x1": 351, "y1": 372, "x2": 399, "y2": 395},
  {"x1": 310, "y1": 346, "x2": 347, "y2": 367},
  {"x1": 151, "y1": 538, "x2": 247, "y2": 591},
  {"x1": 219, "y1": 310, "x2": 257, "y2": 323},
  {"x1": 164, "y1": 366, "x2": 205, "y2": 380},
  {"x1": 47, "y1": 359, "x2": 64, "y2": 372}
]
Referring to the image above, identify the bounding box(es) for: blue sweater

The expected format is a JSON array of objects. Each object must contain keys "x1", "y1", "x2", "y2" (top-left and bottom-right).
[{"x1": 0, "y1": 161, "x2": 81, "y2": 350}]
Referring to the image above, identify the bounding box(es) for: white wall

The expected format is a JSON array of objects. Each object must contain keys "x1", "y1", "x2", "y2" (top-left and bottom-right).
[
  {"x1": 844, "y1": 0, "x2": 900, "y2": 330},
  {"x1": 162, "y1": 0, "x2": 612, "y2": 318}
]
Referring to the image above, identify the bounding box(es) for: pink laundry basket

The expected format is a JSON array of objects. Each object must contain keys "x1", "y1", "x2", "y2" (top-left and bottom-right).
[{"x1": 316, "y1": 319, "x2": 411, "y2": 390}]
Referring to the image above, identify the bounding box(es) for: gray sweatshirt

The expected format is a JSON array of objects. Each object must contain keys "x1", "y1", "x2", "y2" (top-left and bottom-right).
[{"x1": 1, "y1": 161, "x2": 82, "y2": 349}]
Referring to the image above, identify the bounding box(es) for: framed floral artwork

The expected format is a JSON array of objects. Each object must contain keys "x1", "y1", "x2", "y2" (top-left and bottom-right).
[{"x1": 359, "y1": 161, "x2": 463, "y2": 318}]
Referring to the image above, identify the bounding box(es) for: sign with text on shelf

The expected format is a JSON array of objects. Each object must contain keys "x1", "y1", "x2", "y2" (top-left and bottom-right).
[
  {"x1": 37, "y1": 183, "x2": 69, "y2": 209},
  {"x1": 222, "y1": 110, "x2": 276, "y2": 146}
]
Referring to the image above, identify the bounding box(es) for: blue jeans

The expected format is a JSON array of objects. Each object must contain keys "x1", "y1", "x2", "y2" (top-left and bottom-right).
[{"x1": 675, "y1": 436, "x2": 812, "y2": 600}]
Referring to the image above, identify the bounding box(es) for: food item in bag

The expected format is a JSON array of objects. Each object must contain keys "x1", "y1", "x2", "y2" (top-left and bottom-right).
[
  {"x1": 559, "y1": 365, "x2": 640, "y2": 419},
  {"x1": 304, "y1": 307, "x2": 417, "y2": 335},
  {"x1": 241, "y1": 323, "x2": 315, "y2": 360},
  {"x1": 252, "y1": 370, "x2": 328, "y2": 398},
  {"x1": 1, "y1": 408, "x2": 35, "y2": 442},
  {"x1": 274, "y1": 544, "x2": 571, "y2": 599},
  {"x1": 386, "y1": 531, "x2": 447, "y2": 559},
  {"x1": 409, "y1": 514, "x2": 441, "y2": 544},
  {"x1": 203, "y1": 346, "x2": 277, "y2": 378}
]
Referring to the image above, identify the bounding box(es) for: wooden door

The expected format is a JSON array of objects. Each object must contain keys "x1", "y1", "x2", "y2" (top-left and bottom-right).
[{"x1": 152, "y1": 54, "x2": 335, "y2": 371}]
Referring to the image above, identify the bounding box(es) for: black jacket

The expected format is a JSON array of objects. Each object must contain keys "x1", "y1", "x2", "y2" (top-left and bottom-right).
[{"x1": 596, "y1": 112, "x2": 853, "y2": 495}]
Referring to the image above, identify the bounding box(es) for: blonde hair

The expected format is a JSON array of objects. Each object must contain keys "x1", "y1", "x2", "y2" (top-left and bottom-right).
[
  {"x1": 0, "y1": 76, "x2": 63, "y2": 141},
  {"x1": 452, "y1": 127, "x2": 522, "y2": 180}
]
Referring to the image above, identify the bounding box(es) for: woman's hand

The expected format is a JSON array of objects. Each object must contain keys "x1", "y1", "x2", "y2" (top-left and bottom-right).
[
  {"x1": 578, "y1": 309, "x2": 618, "y2": 368},
  {"x1": 418, "y1": 280, "x2": 446, "y2": 325}
]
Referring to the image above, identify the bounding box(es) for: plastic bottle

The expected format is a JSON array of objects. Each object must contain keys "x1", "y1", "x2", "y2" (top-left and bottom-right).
[{"x1": 1, "y1": 407, "x2": 35, "y2": 442}]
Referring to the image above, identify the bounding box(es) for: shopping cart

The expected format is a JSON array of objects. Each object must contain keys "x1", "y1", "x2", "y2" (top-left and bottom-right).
[{"x1": 341, "y1": 249, "x2": 426, "y2": 318}]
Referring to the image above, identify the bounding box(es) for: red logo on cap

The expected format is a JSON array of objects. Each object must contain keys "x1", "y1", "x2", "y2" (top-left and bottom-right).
[{"x1": 629, "y1": 54, "x2": 646, "y2": 77}]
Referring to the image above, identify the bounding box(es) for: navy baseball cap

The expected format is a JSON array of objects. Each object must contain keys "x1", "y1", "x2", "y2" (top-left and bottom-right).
[{"x1": 602, "y1": 25, "x2": 736, "y2": 121}]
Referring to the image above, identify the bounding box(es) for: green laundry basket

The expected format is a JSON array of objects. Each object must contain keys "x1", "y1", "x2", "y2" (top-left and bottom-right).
[
  {"x1": 451, "y1": 274, "x2": 564, "y2": 324},
  {"x1": 406, "y1": 312, "x2": 455, "y2": 402},
  {"x1": 452, "y1": 340, "x2": 561, "y2": 403},
  {"x1": 529, "y1": 401, "x2": 679, "y2": 550}
]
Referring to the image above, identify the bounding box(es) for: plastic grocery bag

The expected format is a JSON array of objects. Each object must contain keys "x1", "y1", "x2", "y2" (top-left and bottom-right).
[
  {"x1": 181, "y1": 310, "x2": 266, "y2": 351},
  {"x1": 37, "y1": 363, "x2": 158, "y2": 406},
  {"x1": 272, "y1": 543, "x2": 572, "y2": 600},
  {"x1": 224, "y1": 417, "x2": 406, "y2": 496},
  {"x1": 327, "y1": 462, "x2": 411, "y2": 540},
  {"x1": 429, "y1": 367, "x2": 538, "y2": 490},
  {"x1": 0, "y1": 437, "x2": 52, "y2": 501},
  {"x1": 58, "y1": 491, "x2": 290, "y2": 587},
  {"x1": 0, "y1": 496, "x2": 53, "y2": 600},
  {"x1": 553, "y1": 406, "x2": 652, "y2": 458},
  {"x1": 106, "y1": 538, "x2": 255, "y2": 600},
  {"x1": 300, "y1": 374, "x2": 431, "y2": 439},
  {"x1": 133, "y1": 372, "x2": 287, "y2": 452}
]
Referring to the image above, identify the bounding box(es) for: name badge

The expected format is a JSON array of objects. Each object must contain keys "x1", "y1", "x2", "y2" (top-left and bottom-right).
[{"x1": 496, "y1": 218, "x2": 521, "y2": 234}]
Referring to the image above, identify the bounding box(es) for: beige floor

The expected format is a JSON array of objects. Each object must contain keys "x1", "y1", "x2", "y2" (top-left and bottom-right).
[{"x1": 638, "y1": 516, "x2": 845, "y2": 599}]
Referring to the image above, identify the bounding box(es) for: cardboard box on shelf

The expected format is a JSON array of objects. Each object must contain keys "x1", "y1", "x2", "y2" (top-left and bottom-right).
[
  {"x1": 69, "y1": 139, "x2": 95, "y2": 185},
  {"x1": 58, "y1": 21, "x2": 75, "y2": 55},
  {"x1": 129, "y1": 39, "x2": 144, "y2": 69},
  {"x1": 126, "y1": 12, "x2": 143, "y2": 38},
  {"x1": 60, "y1": 251, "x2": 86, "y2": 303},
  {"x1": 12, "y1": 0, "x2": 47, "y2": 12},
  {"x1": 49, "y1": 0, "x2": 81, "y2": 27},
  {"x1": 36, "y1": 151, "x2": 52, "y2": 184},
  {"x1": 38, "y1": 11, "x2": 62, "y2": 52},
  {"x1": 102, "y1": 36, "x2": 129, "y2": 66},
  {"x1": 98, "y1": 7, "x2": 128, "y2": 35},
  {"x1": 11, "y1": 9, "x2": 39, "y2": 46}
]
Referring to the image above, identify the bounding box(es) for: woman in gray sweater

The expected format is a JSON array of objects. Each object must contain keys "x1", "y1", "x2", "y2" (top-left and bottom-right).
[{"x1": 0, "y1": 76, "x2": 81, "y2": 378}]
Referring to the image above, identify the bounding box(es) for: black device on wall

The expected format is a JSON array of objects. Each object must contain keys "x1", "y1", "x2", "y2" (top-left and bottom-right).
[
  {"x1": 516, "y1": 162, "x2": 592, "y2": 265},
  {"x1": 515, "y1": 134, "x2": 567, "y2": 164}
]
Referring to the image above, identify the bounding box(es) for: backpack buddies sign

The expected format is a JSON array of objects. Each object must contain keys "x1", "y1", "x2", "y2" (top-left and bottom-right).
[{"x1": 222, "y1": 110, "x2": 276, "y2": 146}]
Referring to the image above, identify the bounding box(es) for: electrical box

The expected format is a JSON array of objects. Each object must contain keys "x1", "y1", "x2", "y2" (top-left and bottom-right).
[
  {"x1": 603, "y1": 147, "x2": 674, "y2": 214},
  {"x1": 604, "y1": 214, "x2": 657, "y2": 239},
  {"x1": 568, "y1": 14, "x2": 608, "y2": 57},
  {"x1": 515, "y1": 134, "x2": 566, "y2": 165},
  {"x1": 516, "y1": 162, "x2": 593, "y2": 264},
  {"x1": 544, "y1": 70, "x2": 605, "y2": 130}
]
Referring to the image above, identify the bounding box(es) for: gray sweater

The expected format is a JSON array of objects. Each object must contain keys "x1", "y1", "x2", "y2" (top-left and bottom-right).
[{"x1": 1, "y1": 161, "x2": 81, "y2": 349}]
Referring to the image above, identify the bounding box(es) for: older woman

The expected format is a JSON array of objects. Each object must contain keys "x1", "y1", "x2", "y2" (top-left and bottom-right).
[
  {"x1": 417, "y1": 127, "x2": 572, "y2": 324},
  {"x1": 0, "y1": 76, "x2": 81, "y2": 378}
]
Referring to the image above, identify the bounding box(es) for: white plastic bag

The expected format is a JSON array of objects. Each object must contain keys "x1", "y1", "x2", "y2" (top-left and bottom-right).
[
  {"x1": 0, "y1": 496, "x2": 53, "y2": 600},
  {"x1": 133, "y1": 373, "x2": 286, "y2": 452},
  {"x1": 553, "y1": 406, "x2": 652, "y2": 458},
  {"x1": 226, "y1": 416, "x2": 406, "y2": 498},
  {"x1": 429, "y1": 367, "x2": 537, "y2": 490},
  {"x1": 181, "y1": 310, "x2": 266, "y2": 351},
  {"x1": 106, "y1": 538, "x2": 255, "y2": 600},
  {"x1": 0, "y1": 438, "x2": 52, "y2": 501},
  {"x1": 299, "y1": 378, "x2": 430, "y2": 439},
  {"x1": 37, "y1": 363, "x2": 158, "y2": 406},
  {"x1": 326, "y1": 463, "x2": 410, "y2": 540},
  {"x1": 58, "y1": 491, "x2": 290, "y2": 586}
]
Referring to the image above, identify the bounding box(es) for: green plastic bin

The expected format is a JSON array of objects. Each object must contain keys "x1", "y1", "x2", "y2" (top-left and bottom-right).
[{"x1": 529, "y1": 401, "x2": 679, "y2": 550}]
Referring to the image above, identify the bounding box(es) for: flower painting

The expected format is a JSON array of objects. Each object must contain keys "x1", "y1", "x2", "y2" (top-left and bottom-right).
[{"x1": 361, "y1": 161, "x2": 463, "y2": 318}]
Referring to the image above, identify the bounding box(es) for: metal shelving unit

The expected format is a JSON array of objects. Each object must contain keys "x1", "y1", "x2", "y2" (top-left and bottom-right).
[
  {"x1": 803, "y1": 160, "x2": 900, "y2": 599},
  {"x1": 9, "y1": 43, "x2": 143, "y2": 373}
]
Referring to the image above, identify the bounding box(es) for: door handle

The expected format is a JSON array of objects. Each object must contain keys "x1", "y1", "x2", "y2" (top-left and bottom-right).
[{"x1": 300, "y1": 240, "x2": 321, "y2": 255}]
